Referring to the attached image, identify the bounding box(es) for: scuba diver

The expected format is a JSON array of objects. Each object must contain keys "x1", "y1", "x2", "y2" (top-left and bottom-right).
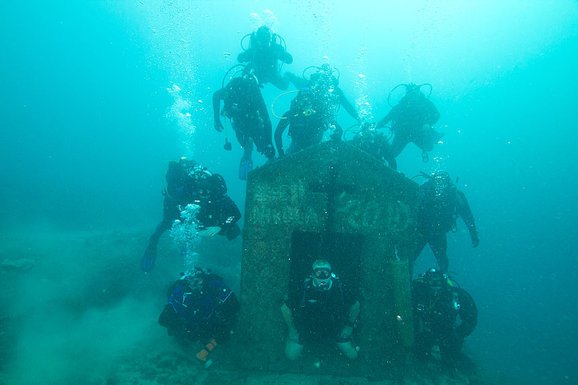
[
  {"x1": 237, "y1": 25, "x2": 293, "y2": 90},
  {"x1": 213, "y1": 68, "x2": 275, "y2": 180},
  {"x1": 141, "y1": 159, "x2": 241, "y2": 272},
  {"x1": 275, "y1": 64, "x2": 359, "y2": 156},
  {"x1": 158, "y1": 267, "x2": 240, "y2": 367},
  {"x1": 286, "y1": 64, "x2": 360, "y2": 122},
  {"x1": 413, "y1": 171, "x2": 479, "y2": 273},
  {"x1": 376, "y1": 83, "x2": 443, "y2": 162},
  {"x1": 281, "y1": 259, "x2": 360, "y2": 361},
  {"x1": 412, "y1": 268, "x2": 478, "y2": 370}
]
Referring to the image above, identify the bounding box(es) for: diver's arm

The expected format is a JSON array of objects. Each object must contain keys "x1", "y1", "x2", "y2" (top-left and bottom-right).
[
  {"x1": 376, "y1": 110, "x2": 393, "y2": 129},
  {"x1": 275, "y1": 112, "x2": 290, "y2": 157},
  {"x1": 339, "y1": 300, "x2": 360, "y2": 339},
  {"x1": 212, "y1": 89, "x2": 225, "y2": 132},
  {"x1": 277, "y1": 45, "x2": 293, "y2": 64},
  {"x1": 338, "y1": 88, "x2": 360, "y2": 121},
  {"x1": 199, "y1": 197, "x2": 240, "y2": 238},
  {"x1": 346, "y1": 300, "x2": 360, "y2": 325},
  {"x1": 456, "y1": 190, "x2": 479, "y2": 247},
  {"x1": 286, "y1": 72, "x2": 307, "y2": 89},
  {"x1": 220, "y1": 195, "x2": 242, "y2": 227},
  {"x1": 199, "y1": 195, "x2": 241, "y2": 237},
  {"x1": 281, "y1": 302, "x2": 299, "y2": 340}
]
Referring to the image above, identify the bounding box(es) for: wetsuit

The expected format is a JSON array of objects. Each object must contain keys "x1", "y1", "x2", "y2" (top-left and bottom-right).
[
  {"x1": 413, "y1": 180, "x2": 478, "y2": 273},
  {"x1": 377, "y1": 91, "x2": 441, "y2": 158},
  {"x1": 237, "y1": 41, "x2": 293, "y2": 89},
  {"x1": 213, "y1": 76, "x2": 274, "y2": 159},
  {"x1": 159, "y1": 272, "x2": 240, "y2": 344},
  {"x1": 286, "y1": 275, "x2": 356, "y2": 345},
  {"x1": 142, "y1": 162, "x2": 241, "y2": 272},
  {"x1": 412, "y1": 277, "x2": 477, "y2": 366}
]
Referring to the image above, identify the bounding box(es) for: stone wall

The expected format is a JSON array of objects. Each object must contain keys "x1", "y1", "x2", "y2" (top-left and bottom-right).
[{"x1": 237, "y1": 141, "x2": 418, "y2": 371}]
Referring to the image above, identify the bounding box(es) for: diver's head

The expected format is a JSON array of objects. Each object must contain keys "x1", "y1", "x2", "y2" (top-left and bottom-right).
[
  {"x1": 422, "y1": 268, "x2": 448, "y2": 291},
  {"x1": 189, "y1": 165, "x2": 213, "y2": 198},
  {"x1": 254, "y1": 25, "x2": 272, "y2": 48},
  {"x1": 318, "y1": 63, "x2": 339, "y2": 86},
  {"x1": 189, "y1": 164, "x2": 212, "y2": 181},
  {"x1": 178, "y1": 157, "x2": 197, "y2": 174},
  {"x1": 404, "y1": 83, "x2": 425, "y2": 101},
  {"x1": 320, "y1": 63, "x2": 331, "y2": 73},
  {"x1": 311, "y1": 259, "x2": 333, "y2": 290},
  {"x1": 241, "y1": 67, "x2": 259, "y2": 83},
  {"x1": 182, "y1": 268, "x2": 207, "y2": 292}
]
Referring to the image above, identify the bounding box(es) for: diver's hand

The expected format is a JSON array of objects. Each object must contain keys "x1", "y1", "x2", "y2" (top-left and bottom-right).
[
  {"x1": 471, "y1": 231, "x2": 480, "y2": 248},
  {"x1": 199, "y1": 226, "x2": 221, "y2": 237},
  {"x1": 214, "y1": 121, "x2": 224, "y2": 132}
]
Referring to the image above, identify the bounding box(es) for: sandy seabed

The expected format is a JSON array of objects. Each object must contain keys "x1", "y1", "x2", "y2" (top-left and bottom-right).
[{"x1": 0, "y1": 228, "x2": 491, "y2": 385}]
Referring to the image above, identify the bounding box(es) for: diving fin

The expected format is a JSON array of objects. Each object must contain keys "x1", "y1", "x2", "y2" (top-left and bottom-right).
[{"x1": 141, "y1": 246, "x2": 157, "y2": 272}]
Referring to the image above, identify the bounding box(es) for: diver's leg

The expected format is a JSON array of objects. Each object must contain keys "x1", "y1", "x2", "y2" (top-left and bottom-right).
[
  {"x1": 142, "y1": 198, "x2": 177, "y2": 272},
  {"x1": 414, "y1": 331, "x2": 434, "y2": 362},
  {"x1": 285, "y1": 71, "x2": 307, "y2": 89},
  {"x1": 439, "y1": 333, "x2": 463, "y2": 369},
  {"x1": 390, "y1": 134, "x2": 408, "y2": 158},
  {"x1": 234, "y1": 123, "x2": 249, "y2": 150},
  {"x1": 238, "y1": 138, "x2": 254, "y2": 181},
  {"x1": 383, "y1": 142, "x2": 398, "y2": 169},
  {"x1": 234, "y1": 123, "x2": 254, "y2": 177},
  {"x1": 253, "y1": 121, "x2": 275, "y2": 160},
  {"x1": 429, "y1": 233, "x2": 449, "y2": 273},
  {"x1": 415, "y1": 125, "x2": 444, "y2": 152},
  {"x1": 410, "y1": 231, "x2": 428, "y2": 277}
]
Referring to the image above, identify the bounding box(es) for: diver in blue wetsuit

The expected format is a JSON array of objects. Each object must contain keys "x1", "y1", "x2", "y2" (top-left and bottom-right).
[{"x1": 159, "y1": 268, "x2": 239, "y2": 366}]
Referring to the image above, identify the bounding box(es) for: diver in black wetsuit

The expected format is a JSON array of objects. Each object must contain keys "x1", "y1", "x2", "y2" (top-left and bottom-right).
[
  {"x1": 275, "y1": 65, "x2": 360, "y2": 156},
  {"x1": 141, "y1": 159, "x2": 241, "y2": 272},
  {"x1": 280, "y1": 259, "x2": 360, "y2": 361},
  {"x1": 213, "y1": 71, "x2": 275, "y2": 180},
  {"x1": 412, "y1": 268, "x2": 477, "y2": 369},
  {"x1": 376, "y1": 83, "x2": 443, "y2": 162},
  {"x1": 237, "y1": 25, "x2": 293, "y2": 90},
  {"x1": 413, "y1": 171, "x2": 479, "y2": 273}
]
